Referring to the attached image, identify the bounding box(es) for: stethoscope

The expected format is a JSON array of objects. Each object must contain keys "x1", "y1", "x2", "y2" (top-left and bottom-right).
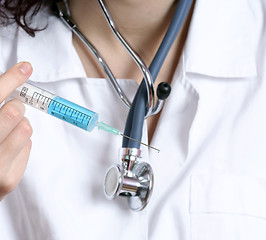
[{"x1": 56, "y1": 0, "x2": 193, "y2": 211}]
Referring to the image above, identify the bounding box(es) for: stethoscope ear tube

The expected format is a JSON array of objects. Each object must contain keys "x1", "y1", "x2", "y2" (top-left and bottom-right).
[{"x1": 55, "y1": 1, "x2": 133, "y2": 109}]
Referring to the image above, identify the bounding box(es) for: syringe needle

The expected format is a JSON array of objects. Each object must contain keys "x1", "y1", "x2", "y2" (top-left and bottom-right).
[
  {"x1": 97, "y1": 121, "x2": 160, "y2": 152},
  {"x1": 119, "y1": 133, "x2": 160, "y2": 153}
]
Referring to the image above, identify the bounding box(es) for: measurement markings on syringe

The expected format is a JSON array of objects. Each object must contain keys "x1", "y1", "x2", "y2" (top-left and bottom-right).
[
  {"x1": 28, "y1": 92, "x2": 52, "y2": 110},
  {"x1": 48, "y1": 99, "x2": 92, "y2": 130},
  {"x1": 16, "y1": 84, "x2": 96, "y2": 132},
  {"x1": 20, "y1": 87, "x2": 28, "y2": 98},
  {"x1": 19, "y1": 88, "x2": 92, "y2": 130}
]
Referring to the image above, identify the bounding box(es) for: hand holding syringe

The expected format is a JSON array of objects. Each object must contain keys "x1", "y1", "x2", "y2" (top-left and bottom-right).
[{"x1": 10, "y1": 82, "x2": 159, "y2": 152}]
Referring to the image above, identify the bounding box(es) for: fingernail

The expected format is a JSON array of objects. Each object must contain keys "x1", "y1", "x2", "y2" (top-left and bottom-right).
[{"x1": 18, "y1": 62, "x2": 32, "y2": 75}]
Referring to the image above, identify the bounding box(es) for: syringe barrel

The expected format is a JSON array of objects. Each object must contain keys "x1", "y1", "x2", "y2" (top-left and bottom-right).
[
  {"x1": 10, "y1": 82, "x2": 99, "y2": 132},
  {"x1": 10, "y1": 82, "x2": 55, "y2": 113},
  {"x1": 47, "y1": 96, "x2": 98, "y2": 132}
]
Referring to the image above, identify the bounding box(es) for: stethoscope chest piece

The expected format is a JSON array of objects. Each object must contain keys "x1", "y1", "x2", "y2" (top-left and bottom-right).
[{"x1": 104, "y1": 148, "x2": 153, "y2": 211}]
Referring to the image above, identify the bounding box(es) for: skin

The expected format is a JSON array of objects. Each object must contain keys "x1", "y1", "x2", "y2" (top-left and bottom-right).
[
  {"x1": 0, "y1": 62, "x2": 33, "y2": 200},
  {"x1": 0, "y1": 0, "x2": 194, "y2": 199},
  {"x1": 69, "y1": 0, "x2": 180, "y2": 83}
]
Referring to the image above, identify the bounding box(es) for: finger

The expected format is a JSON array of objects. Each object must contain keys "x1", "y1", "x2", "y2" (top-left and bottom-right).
[
  {"x1": 0, "y1": 99, "x2": 26, "y2": 143},
  {"x1": 0, "y1": 117, "x2": 33, "y2": 168},
  {"x1": 0, "y1": 62, "x2": 33, "y2": 104},
  {"x1": 8, "y1": 140, "x2": 32, "y2": 185},
  {"x1": 0, "y1": 140, "x2": 32, "y2": 200}
]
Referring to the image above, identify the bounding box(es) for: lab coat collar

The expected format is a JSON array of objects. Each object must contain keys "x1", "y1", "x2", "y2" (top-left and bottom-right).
[
  {"x1": 183, "y1": 0, "x2": 262, "y2": 78},
  {"x1": 16, "y1": 11, "x2": 87, "y2": 83},
  {"x1": 12, "y1": 0, "x2": 263, "y2": 82}
]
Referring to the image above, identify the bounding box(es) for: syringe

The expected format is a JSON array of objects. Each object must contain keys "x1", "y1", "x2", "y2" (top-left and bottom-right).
[{"x1": 9, "y1": 82, "x2": 159, "y2": 152}]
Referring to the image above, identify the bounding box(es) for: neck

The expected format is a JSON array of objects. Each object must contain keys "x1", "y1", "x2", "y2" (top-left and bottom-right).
[
  {"x1": 68, "y1": 0, "x2": 177, "y2": 74},
  {"x1": 68, "y1": 0, "x2": 177, "y2": 40},
  {"x1": 67, "y1": 0, "x2": 193, "y2": 84}
]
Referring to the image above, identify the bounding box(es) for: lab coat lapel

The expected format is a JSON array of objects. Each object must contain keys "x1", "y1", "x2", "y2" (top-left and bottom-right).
[
  {"x1": 183, "y1": 0, "x2": 263, "y2": 169},
  {"x1": 16, "y1": 11, "x2": 86, "y2": 83},
  {"x1": 148, "y1": 0, "x2": 262, "y2": 208},
  {"x1": 148, "y1": 62, "x2": 199, "y2": 206},
  {"x1": 184, "y1": 0, "x2": 261, "y2": 78}
]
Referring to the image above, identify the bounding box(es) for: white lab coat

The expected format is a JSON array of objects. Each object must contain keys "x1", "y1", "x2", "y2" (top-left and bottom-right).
[{"x1": 0, "y1": 0, "x2": 266, "y2": 239}]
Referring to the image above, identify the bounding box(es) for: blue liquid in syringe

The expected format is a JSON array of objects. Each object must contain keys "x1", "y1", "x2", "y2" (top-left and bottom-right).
[
  {"x1": 11, "y1": 82, "x2": 99, "y2": 132},
  {"x1": 47, "y1": 96, "x2": 98, "y2": 132}
]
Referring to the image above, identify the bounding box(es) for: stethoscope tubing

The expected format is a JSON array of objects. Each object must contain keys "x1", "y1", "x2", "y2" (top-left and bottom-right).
[{"x1": 122, "y1": 0, "x2": 194, "y2": 148}]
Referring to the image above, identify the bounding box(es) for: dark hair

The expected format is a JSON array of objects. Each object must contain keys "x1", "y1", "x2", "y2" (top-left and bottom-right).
[{"x1": 0, "y1": 0, "x2": 53, "y2": 37}]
